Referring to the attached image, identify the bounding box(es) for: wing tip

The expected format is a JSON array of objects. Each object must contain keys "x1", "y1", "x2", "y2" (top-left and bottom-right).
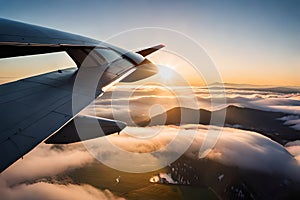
[{"x1": 136, "y1": 44, "x2": 165, "y2": 57}]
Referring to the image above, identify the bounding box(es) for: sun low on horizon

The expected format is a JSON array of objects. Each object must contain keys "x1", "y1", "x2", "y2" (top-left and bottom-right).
[{"x1": 147, "y1": 50, "x2": 207, "y2": 86}]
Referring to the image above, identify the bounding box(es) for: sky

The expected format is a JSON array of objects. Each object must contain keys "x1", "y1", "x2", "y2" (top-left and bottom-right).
[{"x1": 0, "y1": 0, "x2": 299, "y2": 86}]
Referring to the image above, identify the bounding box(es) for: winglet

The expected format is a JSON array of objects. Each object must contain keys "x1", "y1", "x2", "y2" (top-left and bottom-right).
[{"x1": 136, "y1": 44, "x2": 165, "y2": 57}]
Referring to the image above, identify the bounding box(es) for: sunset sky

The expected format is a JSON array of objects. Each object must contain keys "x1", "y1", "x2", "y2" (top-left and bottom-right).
[{"x1": 0, "y1": 0, "x2": 299, "y2": 86}]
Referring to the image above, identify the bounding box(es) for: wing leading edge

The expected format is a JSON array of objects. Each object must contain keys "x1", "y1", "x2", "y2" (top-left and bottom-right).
[{"x1": 0, "y1": 18, "x2": 164, "y2": 172}]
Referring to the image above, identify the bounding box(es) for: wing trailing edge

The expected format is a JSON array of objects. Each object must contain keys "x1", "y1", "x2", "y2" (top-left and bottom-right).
[{"x1": 45, "y1": 115, "x2": 126, "y2": 144}]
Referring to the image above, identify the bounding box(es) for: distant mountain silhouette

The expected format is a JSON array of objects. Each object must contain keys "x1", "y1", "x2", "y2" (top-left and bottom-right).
[
  {"x1": 140, "y1": 105, "x2": 300, "y2": 145},
  {"x1": 208, "y1": 82, "x2": 300, "y2": 93},
  {"x1": 208, "y1": 82, "x2": 267, "y2": 88}
]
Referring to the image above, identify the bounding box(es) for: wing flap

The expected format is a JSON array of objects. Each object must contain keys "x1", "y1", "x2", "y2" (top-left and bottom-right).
[{"x1": 45, "y1": 115, "x2": 126, "y2": 144}]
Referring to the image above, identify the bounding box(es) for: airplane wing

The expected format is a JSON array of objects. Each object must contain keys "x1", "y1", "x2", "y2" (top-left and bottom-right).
[{"x1": 0, "y1": 18, "x2": 163, "y2": 172}]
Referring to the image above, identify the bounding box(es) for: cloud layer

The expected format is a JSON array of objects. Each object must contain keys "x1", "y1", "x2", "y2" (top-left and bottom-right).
[
  {"x1": 2, "y1": 123, "x2": 300, "y2": 199},
  {"x1": 84, "y1": 85, "x2": 300, "y2": 128},
  {"x1": 83, "y1": 125, "x2": 300, "y2": 180}
]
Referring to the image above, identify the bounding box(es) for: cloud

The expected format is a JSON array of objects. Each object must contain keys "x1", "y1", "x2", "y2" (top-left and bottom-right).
[
  {"x1": 0, "y1": 143, "x2": 125, "y2": 200},
  {"x1": 1, "y1": 143, "x2": 93, "y2": 185},
  {"x1": 285, "y1": 140, "x2": 300, "y2": 165},
  {"x1": 187, "y1": 126, "x2": 299, "y2": 179},
  {"x1": 0, "y1": 180, "x2": 124, "y2": 200},
  {"x1": 278, "y1": 115, "x2": 300, "y2": 130},
  {"x1": 199, "y1": 127, "x2": 299, "y2": 177}
]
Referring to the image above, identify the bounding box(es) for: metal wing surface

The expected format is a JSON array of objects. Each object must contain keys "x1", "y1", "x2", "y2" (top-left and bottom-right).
[{"x1": 0, "y1": 18, "x2": 163, "y2": 172}]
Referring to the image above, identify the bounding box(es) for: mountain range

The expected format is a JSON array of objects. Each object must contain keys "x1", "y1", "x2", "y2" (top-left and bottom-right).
[{"x1": 139, "y1": 105, "x2": 300, "y2": 145}]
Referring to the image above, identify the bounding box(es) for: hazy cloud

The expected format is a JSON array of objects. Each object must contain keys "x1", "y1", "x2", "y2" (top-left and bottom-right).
[
  {"x1": 286, "y1": 140, "x2": 300, "y2": 165},
  {"x1": 87, "y1": 86, "x2": 300, "y2": 125},
  {"x1": 1, "y1": 144, "x2": 93, "y2": 185},
  {"x1": 0, "y1": 180, "x2": 125, "y2": 200},
  {"x1": 0, "y1": 143, "x2": 124, "y2": 200},
  {"x1": 278, "y1": 115, "x2": 300, "y2": 130}
]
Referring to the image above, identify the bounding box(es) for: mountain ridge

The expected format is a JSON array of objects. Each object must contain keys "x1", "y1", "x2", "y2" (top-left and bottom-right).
[{"x1": 139, "y1": 105, "x2": 300, "y2": 145}]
